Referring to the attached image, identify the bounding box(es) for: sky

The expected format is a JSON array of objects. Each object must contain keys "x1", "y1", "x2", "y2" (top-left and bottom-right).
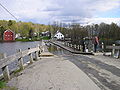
[{"x1": 0, "y1": 0, "x2": 120, "y2": 25}]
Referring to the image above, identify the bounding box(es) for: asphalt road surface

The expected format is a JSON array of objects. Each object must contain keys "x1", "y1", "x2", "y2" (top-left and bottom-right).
[{"x1": 51, "y1": 47, "x2": 120, "y2": 90}]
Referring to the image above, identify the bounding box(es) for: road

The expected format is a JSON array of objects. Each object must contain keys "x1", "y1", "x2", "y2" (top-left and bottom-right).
[
  {"x1": 7, "y1": 54, "x2": 101, "y2": 90},
  {"x1": 50, "y1": 47, "x2": 120, "y2": 90}
]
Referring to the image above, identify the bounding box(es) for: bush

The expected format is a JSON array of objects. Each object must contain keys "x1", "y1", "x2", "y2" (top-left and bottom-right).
[{"x1": 41, "y1": 36, "x2": 50, "y2": 40}]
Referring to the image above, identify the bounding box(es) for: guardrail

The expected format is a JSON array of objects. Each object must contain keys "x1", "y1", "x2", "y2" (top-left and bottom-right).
[
  {"x1": 106, "y1": 44, "x2": 120, "y2": 58},
  {"x1": 65, "y1": 41, "x2": 105, "y2": 52},
  {"x1": 0, "y1": 45, "x2": 43, "y2": 81}
]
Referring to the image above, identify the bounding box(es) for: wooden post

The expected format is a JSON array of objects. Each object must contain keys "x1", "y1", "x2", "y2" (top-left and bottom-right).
[
  {"x1": 42, "y1": 46, "x2": 44, "y2": 52},
  {"x1": 35, "y1": 46, "x2": 39, "y2": 60},
  {"x1": 40, "y1": 46, "x2": 43, "y2": 52},
  {"x1": 78, "y1": 45, "x2": 79, "y2": 50},
  {"x1": 68, "y1": 43, "x2": 69, "y2": 47},
  {"x1": 18, "y1": 49, "x2": 24, "y2": 70},
  {"x1": 70, "y1": 44, "x2": 72, "y2": 47},
  {"x1": 85, "y1": 44, "x2": 87, "y2": 52},
  {"x1": 66, "y1": 42, "x2": 67, "y2": 46},
  {"x1": 41, "y1": 41, "x2": 45, "y2": 52},
  {"x1": 65, "y1": 42, "x2": 66, "y2": 46},
  {"x1": 74, "y1": 45, "x2": 75, "y2": 49},
  {"x1": 80, "y1": 45, "x2": 82, "y2": 51},
  {"x1": 28, "y1": 48, "x2": 33, "y2": 64},
  {"x1": 115, "y1": 50, "x2": 119, "y2": 59},
  {"x1": 35, "y1": 51, "x2": 39, "y2": 60},
  {"x1": 39, "y1": 42, "x2": 45, "y2": 52},
  {"x1": 112, "y1": 44, "x2": 115, "y2": 57},
  {"x1": 102, "y1": 42, "x2": 104, "y2": 52},
  {"x1": 2, "y1": 66, "x2": 10, "y2": 81},
  {"x1": 2, "y1": 53, "x2": 10, "y2": 81},
  {"x1": 38, "y1": 45, "x2": 41, "y2": 57}
]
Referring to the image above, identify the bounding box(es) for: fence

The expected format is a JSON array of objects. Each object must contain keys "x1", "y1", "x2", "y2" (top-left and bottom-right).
[
  {"x1": 0, "y1": 45, "x2": 43, "y2": 81},
  {"x1": 64, "y1": 41, "x2": 104, "y2": 52},
  {"x1": 106, "y1": 44, "x2": 120, "y2": 58}
]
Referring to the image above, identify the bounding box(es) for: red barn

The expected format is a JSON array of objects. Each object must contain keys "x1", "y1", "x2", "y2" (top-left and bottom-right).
[{"x1": 4, "y1": 30, "x2": 15, "y2": 41}]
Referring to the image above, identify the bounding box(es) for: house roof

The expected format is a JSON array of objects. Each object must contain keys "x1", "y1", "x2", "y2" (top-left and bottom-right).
[
  {"x1": 54, "y1": 31, "x2": 64, "y2": 36},
  {"x1": 4, "y1": 29, "x2": 14, "y2": 33}
]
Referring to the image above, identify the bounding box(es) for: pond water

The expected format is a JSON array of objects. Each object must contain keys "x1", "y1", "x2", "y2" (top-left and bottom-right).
[
  {"x1": 47, "y1": 43, "x2": 72, "y2": 56},
  {"x1": 0, "y1": 41, "x2": 41, "y2": 56},
  {"x1": 0, "y1": 41, "x2": 42, "y2": 74}
]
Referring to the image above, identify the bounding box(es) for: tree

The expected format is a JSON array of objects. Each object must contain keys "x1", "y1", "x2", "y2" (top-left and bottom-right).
[
  {"x1": 7, "y1": 20, "x2": 18, "y2": 33},
  {"x1": 18, "y1": 22, "x2": 32, "y2": 37},
  {"x1": 8, "y1": 20, "x2": 13, "y2": 26},
  {"x1": 0, "y1": 25, "x2": 5, "y2": 40},
  {"x1": 29, "y1": 28, "x2": 34, "y2": 39},
  {"x1": 109, "y1": 23, "x2": 120, "y2": 40}
]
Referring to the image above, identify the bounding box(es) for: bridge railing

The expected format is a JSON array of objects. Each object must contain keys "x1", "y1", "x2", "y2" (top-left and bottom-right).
[
  {"x1": 106, "y1": 44, "x2": 120, "y2": 58},
  {"x1": 0, "y1": 45, "x2": 43, "y2": 81}
]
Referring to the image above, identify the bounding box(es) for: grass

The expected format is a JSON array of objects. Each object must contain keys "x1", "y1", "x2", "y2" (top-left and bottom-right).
[
  {"x1": 16, "y1": 38, "x2": 29, "y2": 42},
  {"x1": 16, "y1": 36, "x2": 50, "y2": 42},
  {"x1": 5, "y1": 87, "x2": 17, "y2": 90},
  {"x1": 41, "y1": 36, "x2": 50, "y2": 40},
  {"x1": 0, "y1": 80, "x2": 17, "y2": 90},
  {"x1": 0, "y1": 70, "x2": 20, "y2": 90},
  {"x1": 15, "y1": 38, "x2": 39, "y2": 42},
  {"x1": 0, "y1": 86, "x2": 17, "y2": 90},
  {"x1": 13, "y1": 69, "x2": 22, "y2": 75},
  {"x1": 0, "y1": 81, "x2": 6, "y2": 89}
]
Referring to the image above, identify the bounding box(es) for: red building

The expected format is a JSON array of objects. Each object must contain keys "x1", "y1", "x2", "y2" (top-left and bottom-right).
[{"x1": 3, "y1": 30, "x2": 15, "y2": 41}]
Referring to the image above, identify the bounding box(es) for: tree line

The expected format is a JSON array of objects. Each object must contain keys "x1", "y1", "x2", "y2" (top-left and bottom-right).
[
  {"x1": 0, "y1": 20, "x2": 120, "y2": 44},
  {"x1": 52, "y1": 21, "x2": 120, "y2": 45},
  {"x1": 0, "y1": 20, "x2": 51, "y2": 40}
]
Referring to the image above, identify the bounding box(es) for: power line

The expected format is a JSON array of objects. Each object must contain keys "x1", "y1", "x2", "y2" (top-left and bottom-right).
[{"x1": 0, "y1": 2, "x2": 18, "y2": 21}]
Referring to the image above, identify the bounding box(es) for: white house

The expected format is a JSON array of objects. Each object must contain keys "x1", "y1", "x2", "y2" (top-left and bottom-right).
[
  {"x1": 15, "y1": 33, "x2": 21, "y2": 39},
  {"x1": 54, "y1": 31, "x2": 64, "y2": 40}
]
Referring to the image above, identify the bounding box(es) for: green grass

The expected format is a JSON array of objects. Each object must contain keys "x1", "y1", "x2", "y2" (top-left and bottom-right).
[
  {"x1": 16, "y1": 38, "x2": 41, "y2": 42},
  {"x1": 16, "y1": 36, "x2": 50, "y2": 42},
  {"x1": 0, "y1": 75, "x2": 18, "y2": 90},
  {"x1": 0, "y1": 86, "x2": 17, "y2": 90},
  {"x1": 16, "y1": 38, "x2": 30, "y2": 42},
  {"x1": 0, "y1": 81, "x2": 6, "y2": 89},
  {"x1": 5, "y1": 87, "x2": 17, "y2": 90},
  {"x1": 13, "y1": 69, "x2": 22, "y2": 75},
  {"x1": 41, "y1": 36, "x2": 50, "y2": 40}
]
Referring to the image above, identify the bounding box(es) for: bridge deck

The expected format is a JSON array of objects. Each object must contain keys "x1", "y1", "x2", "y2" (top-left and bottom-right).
[
  {"x1": 50, "y1": 41, "x2": 94, "y2": 55},
  {"x1": 8, "y1": 55, "x2": 101, "y2": 90}
]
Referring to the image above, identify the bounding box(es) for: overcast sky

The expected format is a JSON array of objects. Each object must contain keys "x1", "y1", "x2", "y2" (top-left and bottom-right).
[{"x1": 0, "y1": 0, "x2": 120, "y2": 25}]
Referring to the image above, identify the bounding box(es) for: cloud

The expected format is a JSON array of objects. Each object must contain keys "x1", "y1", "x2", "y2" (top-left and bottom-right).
[
  {"x1": 86, "y1": 0, "x2": 120, "y2": 12},
  {"x1": 86, "y1": 18, "x2": 120, "y2": 25},
  {"x1": 0, "y1": 0, "x2": 120, "y2": 24}
]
